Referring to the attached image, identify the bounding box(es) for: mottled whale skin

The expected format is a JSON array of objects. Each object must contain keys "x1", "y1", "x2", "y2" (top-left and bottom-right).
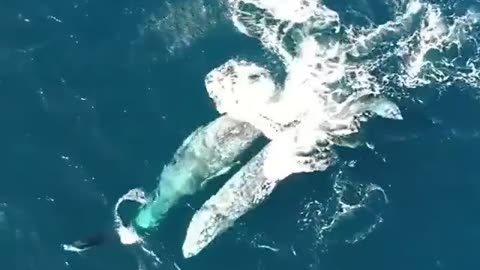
[
  {"x1": 134, "y1": 115, "x2": 262, "y2": 230},
  {"x1": 182, "y1": 135, "x2": 336, "y2": 258}
]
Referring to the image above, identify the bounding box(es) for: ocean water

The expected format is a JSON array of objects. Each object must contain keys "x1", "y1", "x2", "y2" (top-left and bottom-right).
[{"x1": 0, "y1": 0, "x2": 479, "y2": 270}]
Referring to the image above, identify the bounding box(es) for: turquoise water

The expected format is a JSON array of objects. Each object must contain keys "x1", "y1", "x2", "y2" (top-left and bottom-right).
[{"x1": 0, "y1": 0, "x2": 479, "y2": 270}]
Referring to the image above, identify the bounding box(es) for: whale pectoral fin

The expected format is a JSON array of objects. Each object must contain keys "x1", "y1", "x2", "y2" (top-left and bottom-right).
[
  {"x1": 331, "y1": 132, "x2": 365, "y2": 149},
  {"x1": 201, "y1": 161, "x2": 241, "y2": 189}
]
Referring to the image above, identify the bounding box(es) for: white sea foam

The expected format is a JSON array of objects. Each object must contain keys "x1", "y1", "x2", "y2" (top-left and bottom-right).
[
  {"x1": 231, "y1": 0, "x2": 479, "y2": 91},
  {"x1": 297, "y1": 167, "x2": 388, "y2": 253},
  {"x1": 113, "y1": 188, "x2": 147, "y2": 245}
]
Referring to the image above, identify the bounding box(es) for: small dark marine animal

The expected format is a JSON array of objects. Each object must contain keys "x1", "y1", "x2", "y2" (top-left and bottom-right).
[{"x1": 63, "y1": 231, "x2": 115, "y2": 252}]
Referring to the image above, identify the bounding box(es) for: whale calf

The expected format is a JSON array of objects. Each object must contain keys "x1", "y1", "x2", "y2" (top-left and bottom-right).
[{"x1": 133, "y1": 114, "x2": 263, "y2": 230}]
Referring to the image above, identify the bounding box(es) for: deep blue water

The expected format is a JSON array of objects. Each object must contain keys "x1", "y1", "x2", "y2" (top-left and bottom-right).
[{"x1": 0, "y1": 0, "x2": 479, "y2": 270}]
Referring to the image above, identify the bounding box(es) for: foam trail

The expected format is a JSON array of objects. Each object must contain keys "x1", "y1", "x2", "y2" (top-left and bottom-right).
[
  {"x1": 133, "y1": 115, "x2": 262, "y2": 230},
  {"x1": 229, "y1": 0, "x2": 340, "y2": 63},
  {"x1": 182, "y1": 135, "x2": 337, "y2": 258},
  {"x1": 345, "y1": 0, "x2": 425, "y2": 58},
  {"x1": 114, "y1": 188, "x2": 147, "y2": 245}
]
